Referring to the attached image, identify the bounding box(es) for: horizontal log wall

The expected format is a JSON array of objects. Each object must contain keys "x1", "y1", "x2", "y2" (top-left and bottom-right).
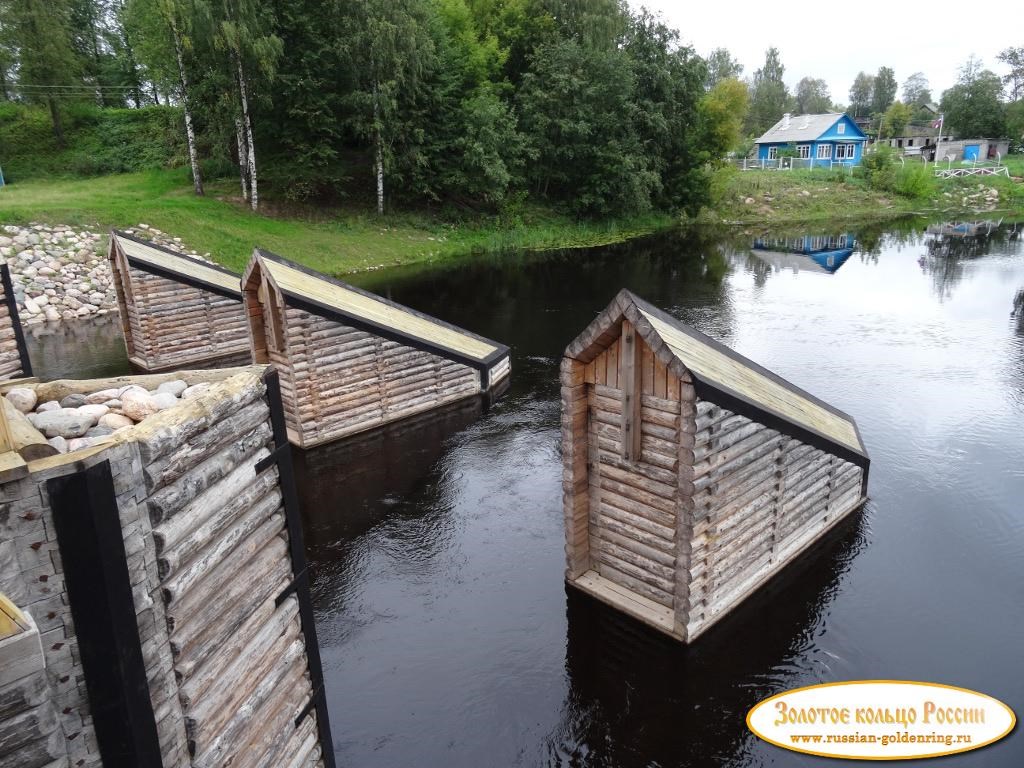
[
  {"x1": 583, "y1": 335, "x2": 685, "y2": 613},
  {"x1": 685, "y1": 399, "x2": 864, "y2": 640},
  {"x1": 281, "y1": 307, "x2": 480, "y2": 447},
  {"x1": 0, "y1": 369, "x2": 326, "y2": 767},
  {"x1": 0, "y1": 267, "x2": 26, "y2": 380},
  {"x1": 124, "y1": 265, "x2": 249, "y2": 371},
  {"x1": 134, "y1": 372, "x2": 323, "y2": 768}
]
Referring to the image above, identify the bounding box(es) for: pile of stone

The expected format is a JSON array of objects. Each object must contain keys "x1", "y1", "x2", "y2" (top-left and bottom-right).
[
  {"x1": 1, "y1": 223, "x2": 210, "y2": 327},
  {"x1": 5, "y1": 378, "x2": 212, "y2": 454},
  {"x1": 941, "y1": 185, "x2": 1002, "y2": 212}
]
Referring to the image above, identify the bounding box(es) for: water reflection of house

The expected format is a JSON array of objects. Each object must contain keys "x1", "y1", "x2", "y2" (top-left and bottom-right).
[
  {"x1": 750, "y1": 233, "x2": 855, "y2": 274},
  {"x1": 925, "y1": 219, "x2": 1001, "y2": 238}
]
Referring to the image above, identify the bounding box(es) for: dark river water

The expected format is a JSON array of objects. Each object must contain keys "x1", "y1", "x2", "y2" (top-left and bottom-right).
[{"x1": 26, "y1": 219, "x2": 1024, "y2": 767}]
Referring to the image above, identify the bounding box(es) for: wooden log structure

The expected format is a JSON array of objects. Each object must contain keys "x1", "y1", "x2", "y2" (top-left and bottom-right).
[
  {"x1": 562, "y1": 289, "x2": 870, "y2": 643},
  {"x1": 242, "y1": 249, "x2": 511, "y2": 448},
  {"x1": 0, "y1": 263, "x2": 31, "y2": 381},
  {"x1": 108, "y1": 230, "x2": 251, "y2": 372}
]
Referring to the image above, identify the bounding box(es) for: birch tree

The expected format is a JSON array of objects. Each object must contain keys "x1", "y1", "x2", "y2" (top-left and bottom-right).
[
  {"x1": 341, "y1": 0, "x2": 435, "y2": 215},
  {"x1": 126, "y1": 0, "x2": 205, "y2": 194},
  {"x1": 211, "y1": 0, "x2": 279, "y2": 211}
]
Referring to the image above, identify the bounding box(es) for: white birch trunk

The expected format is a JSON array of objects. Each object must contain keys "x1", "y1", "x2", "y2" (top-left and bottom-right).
[
  {"x1": 373, "y1": 83, "x2": 384, "y2": 215},
  {"x1": 172, "y1": 19, "x2": 203, "y2": 197},
  {"x1": 235, "y1": 117, "x2": 249, "y2": 201},
  {"x1": 235, "y1": 53, "x2": 258, "y2": 212}
]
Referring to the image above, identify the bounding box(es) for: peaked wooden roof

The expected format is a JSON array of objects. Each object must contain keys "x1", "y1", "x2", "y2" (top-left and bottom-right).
[
  {"x1": 247, "y1": 249, "x2": 509, "y2": 370},
  {"x1": 565, "y1": 289, "x2": 869, "y2": 467},
  {"x1": 111, "y1": 230, "x2": 241, "y2": 299}
]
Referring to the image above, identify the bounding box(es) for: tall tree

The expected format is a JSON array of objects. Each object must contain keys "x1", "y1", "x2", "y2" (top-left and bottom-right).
[
  {"x1": 127, "y1": 0, "x2": 206, "y2": 194},
  {"x1": 901, "y1": 71, "x2": 931, "y2": 106},
  {"x1": 746, "y1": 47, "x2": 789, "y2": 136},
  {"x1": 872, "y1": 66, "x2": 897, "y2": 114},
  {"x1": 700, "y1": 77, "x2": 748, "y2": 155},
  {"x1": 940, "y1": 57, "x2": 1006, "y2": 138},
  {"x1": 5, "y1": 0, "x2": 81, "y2": 145},
  {"x1": 704, "y1": 47, "x2": 742, "y2": 90},
  {"x1": 794, "y1": 76, "x2": 830, "y2": 113},
  {"x1": 848, "y1": 71, "x2": 874, "y2": 117},
  {"x1": 880, "y1": 101, "x2": 911, "y2": 138},
  {"x1": 997, "y1": 46, "x2": 1024, "y2": 102},
  {"x1": 341, "y1": 0, "x2": 438, "y2": 215},
  {"x1": 211, "y1": 0, "x2": 281, "y2": 210}
]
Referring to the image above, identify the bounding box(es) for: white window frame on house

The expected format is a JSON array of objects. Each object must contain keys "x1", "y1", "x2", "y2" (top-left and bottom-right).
[
  {"x1": 835, "y1": 143, "x2": 856, "y2": 160},
  {"x1": 837, "y1": 122, "x2": 846, "y2": 134},
  {"x1": 797, "y1": 144, "x2": 810, "y2": 159},
  {"x1": 767, "y1": 146, "x2": 778, "y2": 160},
  {"x1": 816, "y1": 143, "x2": 832, "y2": 159}
]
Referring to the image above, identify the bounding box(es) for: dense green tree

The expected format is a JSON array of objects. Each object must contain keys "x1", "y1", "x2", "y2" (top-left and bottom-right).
[
  {"x1": 517, "y1": 38, "x2": 650, "y2": 215},
  {"x1": 848, "y1": 71, "x2": 873, "y2": 118},
  {"x1": 997, "y1": 46, "x2": 1024, "y2": 102},
  {"x1": 3, "y1": 0, "x2": 81, "y2": 144},
  {"x1": 872, "y1": 66, "x2": 897, "y2": 114},
  {"x1": 700, "y1": 77, "x2": 748, "y2": 155},
  {"x1": 704, "y1": 47, "x2": 742, "y2": 90},
  {"x1": 746, "y1": 47, "x2": 789, "y2": 136},
  {"x1": 622, "y1": 9, "x2": 705, "y2": 212},
  {"x1": 940, "y1": 58, "x2": 1006, "y2": 138},
  {"x1": 794, "y1": 76, "x2": 830, "y2": 114},
  {"x1": 1007, "y1": 100, "x2": 1024, "y2": 143},
  {"x1": 880, "y1": 101, "x2": 911, "y2": 138}
]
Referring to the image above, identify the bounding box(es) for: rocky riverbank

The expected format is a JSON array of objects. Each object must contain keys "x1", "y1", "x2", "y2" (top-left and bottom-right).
[{"x1": 1, "y1": 223, "x2": 204, "y2": 325}]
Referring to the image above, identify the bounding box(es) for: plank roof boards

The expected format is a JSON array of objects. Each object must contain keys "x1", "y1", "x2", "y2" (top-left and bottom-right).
[
  {"x1": 561, "y1": 289, "x2": 869, "y2": 642},
  {"x1": 243, "y1": 249, "x2": 511, "y2": 448},
  {"x1": 0, "y1": 264, "x2": 31, "y2": 380},
  {"x1": 108, "y1": 230, "x2": 251, "y2": 372}
]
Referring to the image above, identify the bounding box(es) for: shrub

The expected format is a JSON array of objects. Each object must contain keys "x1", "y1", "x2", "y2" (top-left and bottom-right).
[
  {"x1": 859, "y1": 145, "x2": 896, "y2": 191},
  {"x1": 892, "y1": 161, "x2": 935, "y2": 199}
]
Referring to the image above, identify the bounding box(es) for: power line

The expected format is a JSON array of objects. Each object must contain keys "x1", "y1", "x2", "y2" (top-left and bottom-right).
[{"x1": 9, "y1": 83, "x2": 140, "y2": 90}]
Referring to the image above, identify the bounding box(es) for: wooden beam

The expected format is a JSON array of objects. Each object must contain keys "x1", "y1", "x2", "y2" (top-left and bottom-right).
[{"x1": 619, "y1": 321, "x2": 642, "y2": 462}]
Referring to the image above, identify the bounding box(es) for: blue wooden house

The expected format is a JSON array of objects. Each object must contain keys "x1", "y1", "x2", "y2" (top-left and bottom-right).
[{"x1": 754, "y1": 113, "x2": 867, "y2": 166}]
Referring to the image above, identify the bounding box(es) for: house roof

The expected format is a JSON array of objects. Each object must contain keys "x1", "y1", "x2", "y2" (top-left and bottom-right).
[
  {"x1": 111, "y1": 230, "x2": 241, "y2": 299},
  {"x1": 754, "y1": 113, "x2": 864, "y2": 144},
  {"x1": 564, "y1": 289, "x2": 869, "y2": 468},
  {"x1": 247, "y1": 249, "x2": 509, "y2": 369}
]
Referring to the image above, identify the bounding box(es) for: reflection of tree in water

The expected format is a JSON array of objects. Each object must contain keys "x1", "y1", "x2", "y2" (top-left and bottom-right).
[
  {"x1": 919, "y1": 221, "x2": 1021, "y2": 300},
  {"x1": 1013, "y1": 289, "x2": 1024, "y2": 334}
]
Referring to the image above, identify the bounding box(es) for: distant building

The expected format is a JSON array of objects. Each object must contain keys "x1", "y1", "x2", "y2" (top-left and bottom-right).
[
  {"x1": 754, "y1": 113, "x2": 868, "y2": 167},
  {"x1": 929, "y1": 138, "x2": 1011, "y2": 163}
]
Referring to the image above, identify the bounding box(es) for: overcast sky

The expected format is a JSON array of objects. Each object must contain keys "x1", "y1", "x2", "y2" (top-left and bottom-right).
[{"x1": 634, "y1": 0, "x2": 1019, "y2": 105}]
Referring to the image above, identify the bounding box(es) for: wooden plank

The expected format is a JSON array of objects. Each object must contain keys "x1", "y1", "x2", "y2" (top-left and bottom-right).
[{"x1": 570, "y1": 570, "x2": 676, "y2": 634}]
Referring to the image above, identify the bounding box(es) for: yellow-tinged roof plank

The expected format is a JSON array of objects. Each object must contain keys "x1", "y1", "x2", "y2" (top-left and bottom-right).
[
  {"x1": 261, "y1": 257, "x2": 499, "y2": 362},
  {"x1": 115, "y1": 234, "x2": 240, "y2": 295},
  {"x1": 640, "y1": 309, "x2": 862, "y2": 452}
]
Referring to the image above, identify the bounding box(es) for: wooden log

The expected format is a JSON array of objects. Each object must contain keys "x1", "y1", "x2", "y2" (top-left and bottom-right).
[
  {"x1": 156, "y1": 466, "x2": 279, "y2": 567},
  {"x1": 172, "y1": 565, "x2": 290, "y2": 677},
  {"x1": 596, "y1": 501, "x2": 675, "y2": 543},
  {"x1": 161, "y1": 502, "x2": 283, "y2": 605},
  {"x1": 190, "y1": 637, "x2": 306, "y2": 767},
  {"x1": 1, "y1": 399, "x2": 57, "y2": 461},
  {"x1": 596, "y1": 560, "x2": 673, "y2": 607},
  {"x1": 179, "y1": 602, "x2": 299, "y2": 716},
  {"x1": 168, "y1": 537, "x2": 289, "y2": 653},
  {"x1": 146, "y1": 427, "x2": 272, "y2": 524}
]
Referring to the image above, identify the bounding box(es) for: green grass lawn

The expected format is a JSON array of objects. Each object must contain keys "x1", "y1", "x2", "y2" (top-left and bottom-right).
[{"x1": 0, "y1": 168, "x2": 674, "y2": 275}]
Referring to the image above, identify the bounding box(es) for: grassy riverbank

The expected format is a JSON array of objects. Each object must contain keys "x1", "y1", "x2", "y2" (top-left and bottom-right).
[
  {"x1": 0, "y1": 169, "x2": 674, "y2": 274},
  {"x1": 703, "y1": 158, "x2": 1024, "y2": 227}
]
